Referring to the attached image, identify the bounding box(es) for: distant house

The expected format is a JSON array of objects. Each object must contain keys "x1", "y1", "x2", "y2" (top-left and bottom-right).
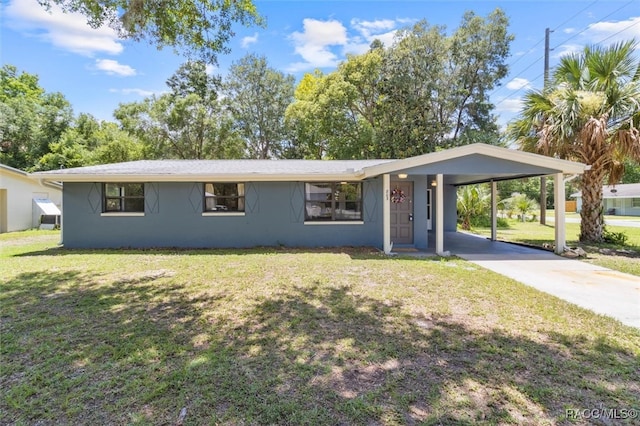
[
  {"x1": 31, "y1": 144, "x2": 587, "y2": 254},
  {"x1": 0, "y1": 164, "x2": 62, "y2": 233},
  {"x1": 572, "y1": 183, "x2": 640, "y2": 217}
]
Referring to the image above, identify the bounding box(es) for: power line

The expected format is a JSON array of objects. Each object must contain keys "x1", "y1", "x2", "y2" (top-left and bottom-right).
[
  {"x1": 551, "y1": 0, "x2": 600, "y2": 33},
  {"x1": 492, "y1": 71, "x2": 544, "y2": 110},
  {"x1": 489, "y1": 0, "x2": 599, "y2": 101},
  {"x1": 595, "y1": 17, "x2": 640, "y2": 45},
  {"x1": 492, "y1": 0, "x2": 636, "y2": 113},
  {"x1": 551, "y1": 0, "x2": 636, "y2": 50}
]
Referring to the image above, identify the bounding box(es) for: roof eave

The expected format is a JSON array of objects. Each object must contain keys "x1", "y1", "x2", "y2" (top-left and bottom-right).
[
  {"x1": 30, "y1": 172, "x2": 368, "y2": 183},
  {"x1": 361, "y1": 144, "x2": 588, "y2": 177}
]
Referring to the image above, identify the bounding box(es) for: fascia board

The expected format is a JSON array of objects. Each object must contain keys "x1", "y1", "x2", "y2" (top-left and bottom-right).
[
  {"x1": 602, "y1": 195, "x2": 639, "y2": 199},
  {"x1": 361, "y1": 143, "x2": 587, "y2": 177},
  {"x1": 29, "y1": 172, "x2": 368, "y2": 183},
  {"x1": 1, "y1": 168, "x2": 63, "y2": 189}
]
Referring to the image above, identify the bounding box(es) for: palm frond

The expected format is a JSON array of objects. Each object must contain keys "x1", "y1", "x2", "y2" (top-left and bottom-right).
[{"x1": 553, "y1": 53, "x2": 585, "y2": 89}]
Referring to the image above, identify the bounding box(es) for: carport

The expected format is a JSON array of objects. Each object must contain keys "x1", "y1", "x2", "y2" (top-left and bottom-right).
[{"x1": 362, "y1": 144, "x2": 589, "y2": 256}]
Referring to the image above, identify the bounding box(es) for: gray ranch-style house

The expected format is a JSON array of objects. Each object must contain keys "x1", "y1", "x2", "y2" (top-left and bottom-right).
[
  {"x1": 572, "y1": 183, "x2": 640, "y2": 217},
  {"x1": 32, "y1": 144, "x2": 588, "y2": 255}
]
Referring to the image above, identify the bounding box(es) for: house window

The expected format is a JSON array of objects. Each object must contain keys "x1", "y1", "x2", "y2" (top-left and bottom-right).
[
  {"x1": 204, "y1": 183, "x2": 245, "y2": 212},
  {"x1": 103, "y1": 183, "x2": 145, "y2": 212},
  {"x1": 305, "y1": 182, "x2": 362, "y2": 221},
  {"x1": 632, "y1": 198, "x2": 640, "y2": 208}
]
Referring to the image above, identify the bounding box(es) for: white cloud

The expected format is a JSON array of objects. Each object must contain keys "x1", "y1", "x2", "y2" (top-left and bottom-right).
[
  {"x1": 95, "y1": 59, "x2": 136, "y2": 76},
  {"x1": 241, "y1": 32, "x2": 259, "y2": 48},
  {"x1": 554, "y1": 43, "x2": 582, "y2": 58},
  {"x1": 342, "y1": 42, "x2": 371, "y2": 56},
  {"x1": 506, "y1": 77, "x2": 532, "y2": 91},
  {"x1": 348, "y1": 18, "x2": 399, "y2": 53},
  {"x1": 563, "y1": 28, "x2": 576, "y2": 34},
  {"x1": 396, "y1": 18, "x2": 418, "y2": 26},
  {"x1": 583, "y1": 16, "x2": 640, "y2": 45},
  {"x1": 495, "y1": 97, "x2": 524, "y2": 114},
  {"x1": 555, "y1": 17, "x2": 640, "y2": 58},
  {"x1": 109, "y1": 88, "x2": 155, "y2": 97},
  {"x1": 4, "y1": 0, "x2": 123, "y2": 56},
  {"x1": 288, "y1": 19, "x2": 348, "y2": 71},
  {"x1": 205, "y1": 64, "x2": 217, "y2": 75},
  {"x1": 351, "y1": 18, "x2": 395, "y2": 39},
  {"x1": 287, "y1": 17, "x2": 409, "y2": 71}
]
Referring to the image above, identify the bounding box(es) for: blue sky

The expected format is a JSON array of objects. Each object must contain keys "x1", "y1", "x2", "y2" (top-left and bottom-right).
[{"x1": 1, "y1": 0, "x2": 639, "y2": 128}]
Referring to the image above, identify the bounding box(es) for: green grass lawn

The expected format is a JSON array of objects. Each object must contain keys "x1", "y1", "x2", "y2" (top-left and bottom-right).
[
  {"x1": 1, "y1": 231, "x2": 639, "y2": 425},
  {"x1": 470, "y1": 220, "x2": 640, "y2": 277}
]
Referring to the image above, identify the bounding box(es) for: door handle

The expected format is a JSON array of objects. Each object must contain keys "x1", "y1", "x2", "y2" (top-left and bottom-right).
[{"x1": 409, "y1": 214, "x2": 413, "y2": 221}]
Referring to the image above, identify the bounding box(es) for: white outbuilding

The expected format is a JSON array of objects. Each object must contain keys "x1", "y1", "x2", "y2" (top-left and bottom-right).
[{"x1": 0, "y1": 163, "x2": 62, "y2": 233}]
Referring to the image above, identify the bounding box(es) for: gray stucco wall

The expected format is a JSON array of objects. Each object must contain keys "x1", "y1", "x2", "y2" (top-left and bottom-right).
[
  {"x1": 443, "y1": 184, "x2": 458, "y2": 232},
  {"x1": 62, "y1": 180, "x2": 385, "y2": 249}
]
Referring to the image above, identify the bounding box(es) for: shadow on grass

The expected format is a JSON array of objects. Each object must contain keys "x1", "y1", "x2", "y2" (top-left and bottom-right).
[
  {"x1": 13, "y1": 245, "x2": 456, "y2": 263},
  {"x1": 2, "y1": 270, "x2": 638, "y2": 425}
]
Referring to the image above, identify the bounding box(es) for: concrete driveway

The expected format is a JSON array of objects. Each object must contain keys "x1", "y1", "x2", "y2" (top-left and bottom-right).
[{"x1": 443, "y1": 232, "x2": 640, "y2": 329}]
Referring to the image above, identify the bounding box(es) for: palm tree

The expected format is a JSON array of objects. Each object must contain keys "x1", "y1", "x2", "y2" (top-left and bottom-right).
[
  {"x1": 510, "y1": 193, "x2": 540, "y2": 222},
  {"x1": 457, "y1": 184, "x2": 491, "y2": 230},
  {"x1": 509, "y1": 41, "x2": 640, "y2": 242}
]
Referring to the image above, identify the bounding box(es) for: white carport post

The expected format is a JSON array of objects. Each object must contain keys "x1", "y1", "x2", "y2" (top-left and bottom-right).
[
  {"x1": 383, "y1": 173, "x2": 392, "y2": 254},
  {"x1": 554, "y1": 173, "x2": 566, "y2": 254},
  {"x1": 435, "y1": 173, "x2": 445, "y2": 256},
  {"x1": 491, "y1": 180, "x2": 497, "y2": 241},
  {"x1": 59, "y1": 194, "x2": 64, "y2": 246}
]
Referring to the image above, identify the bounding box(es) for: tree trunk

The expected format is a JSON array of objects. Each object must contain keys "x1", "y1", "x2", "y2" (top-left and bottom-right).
[{"x1": 579, "y1": 168, "x2": 605, "y2": 243}]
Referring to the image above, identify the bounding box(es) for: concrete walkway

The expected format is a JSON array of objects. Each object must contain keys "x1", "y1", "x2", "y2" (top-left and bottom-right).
[{"x1": 441, "y1": 232, "x2": 640, "y2": 328}]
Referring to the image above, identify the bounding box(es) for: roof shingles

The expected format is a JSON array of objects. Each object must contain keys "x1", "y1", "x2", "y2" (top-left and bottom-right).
[{"x1": 34, "y1": 159, "x2": 394, "y2": 176}]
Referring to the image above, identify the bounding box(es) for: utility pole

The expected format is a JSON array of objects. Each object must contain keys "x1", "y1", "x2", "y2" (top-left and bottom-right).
[
  {"x1": 544, "y1": 28, "x2": 551, "y2": 86},
  {"x1": 540, "y1": 28, "x2": 552, "y2": 225}
]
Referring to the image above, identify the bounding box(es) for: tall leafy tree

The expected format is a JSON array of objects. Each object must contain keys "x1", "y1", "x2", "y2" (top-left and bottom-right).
[
  {"x1": 115, "y1": 61, "x2": 243, "y2": 159},
  {"x1": 285, "y1": 52, "x2": 382, "y2": 160},
  {"x1": 448, "y1": 10, "x2": 511, "y2": 144},
  {"x1": 224, "y1": 54, "x2": 295, "y2": 159},
  {"x1": 36, "y1": 115, "x2": 144, "y2": 170},
  {"x1": 377, "y1": 22, "x2": 448, "y2": 157},
  {"x1": 284, "y1": 71, "x2": 328, "y2": 159},
  {"x1": 90, "y1": 122, "x2": 144, "y2": 164},
  {"x1": 379, "y1": 10, "x2": 511, "y2": 157},
  {"x1": 287, "y1": 9, "x2": 512, "y2": 160},
  {"x1": 37, "y1": 0, "x2": 263, "y2": 64},
  {"x1": 0, "y1": 65, "x2": 73, "y2": 170},
  {"x1": 621, "y1": 159, "x2": 640, "y2": 184},
  {"x1": 510, "y1": 41, "x2": 640, "y2": 242}
]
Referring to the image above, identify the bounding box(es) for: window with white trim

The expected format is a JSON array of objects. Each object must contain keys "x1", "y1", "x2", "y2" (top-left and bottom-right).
[
  {"x1": 632, "y1": 198, "x2": 640, "y2": 208},
  {"x1": 305, "y1": 182, "x2": 362, "y2": 221}
]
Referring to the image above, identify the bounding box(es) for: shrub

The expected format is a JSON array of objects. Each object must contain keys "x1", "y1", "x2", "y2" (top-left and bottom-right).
[
  {"x1": 468, "y1": 215, "x2": 510, "y2": 229},
  {"x1": 457, "y1": 184, "x2": 491, "y2": 230},
  {"x1": 602, "y1": 227, "x2": 628, "y2": 246}
]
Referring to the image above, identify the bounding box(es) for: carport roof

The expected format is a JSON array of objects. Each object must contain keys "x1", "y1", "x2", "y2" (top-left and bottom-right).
[
  {"x1": 361, "y1": 143, "x2": 588, "y2": 185},
  {"x1": 31, "y1": 143, "x2": 587, "y2": 183}
]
